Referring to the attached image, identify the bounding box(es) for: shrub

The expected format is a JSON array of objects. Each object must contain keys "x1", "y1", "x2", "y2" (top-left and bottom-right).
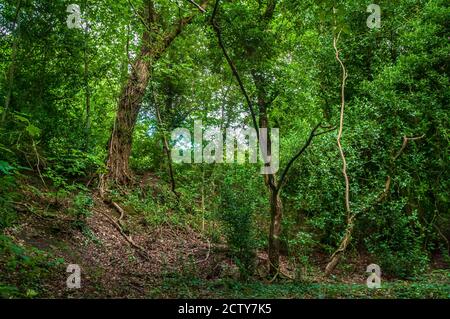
[{"x1": 217, "y1": 167, "x2": 262, "y2": 280}]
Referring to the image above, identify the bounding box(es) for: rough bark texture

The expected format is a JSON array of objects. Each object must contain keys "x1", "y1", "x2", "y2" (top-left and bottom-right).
[
  {"x1": 104, "y1": 0, "x2": 155, "y2": 185},
  {"x1": 104, "y1": 0, "x2": 207, "y2": 185},
  {"x1": 106, "y1": 46, "x2": 152, "y2": 184}
]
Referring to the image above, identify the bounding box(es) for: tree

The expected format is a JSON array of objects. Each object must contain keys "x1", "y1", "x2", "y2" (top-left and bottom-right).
[
  {"x1": 103, "y1": 0, "x2": 209, "y2": 185},
  {"x1": 211, "y1": 0, "x2": 335, "y2": 275}
]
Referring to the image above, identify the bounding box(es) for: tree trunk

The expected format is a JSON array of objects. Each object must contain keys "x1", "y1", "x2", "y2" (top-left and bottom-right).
[
  {"x1": 103, "y1": 0, "x2": 206, "y2": 185},
  {"x1": 83, "y1": 15, "x2": 91, "y2": 149},
  {"x1": 256, "y1": 81, "x2": 282, "y2": 276},
  {"x1": 154, "y1": 84, "x2": 178, "y2": 195},
  {"x1": 104, "y1": 0, "x2": 156, "y2": 185},
  {"x1": 106, "y1": 50, "x2": 151, "y2": 184},
  {"x1": 162, "y1": 135, "x2": 177, "y2": 194},
  {"x1": 324, "y1": 31, "x2": 351, "y2": 275},
  {"x1": 324, "y1": 219, "x2": 354, "y2": 276},
  {"x1": 268, "y1": 188, "x2": 282, "y2": 275}
]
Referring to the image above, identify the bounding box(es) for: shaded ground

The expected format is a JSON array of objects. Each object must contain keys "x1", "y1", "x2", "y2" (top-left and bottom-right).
[
  {"x1": 1, "y1": 185, "x2": 449, "y2": 299},
  {"x1": 3, "y1": 193, "x2": 216, "y2": 298}
]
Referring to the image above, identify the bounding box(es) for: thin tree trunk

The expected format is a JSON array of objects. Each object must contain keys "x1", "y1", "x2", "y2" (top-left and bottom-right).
[
  {"x1": 84, "y1": 51, "x2": 91, "y2": 133},
  {"x1": 155, "y1": 97, "x2": 177, "y2": 195},
  {"x1": 163, "y1": 136, "x2": 177, "y2": 194},
  {"x1": 211, "y1": 0, "x2": 329, "y2": 278},
  {"x1": 325, "y1": 31, "x2": 351, "y2": 276},
  {"x1": 262, "y1": 142, "x2": 282, "y2": 275},
  {"x1": 268, "y1": 188, "x2": 282, "y2": 274},
  {"x1": 201, "y1": 166, "x2": 205, "y2": 232},
  {"x1": 257, "y1": 85, "x2": 282, "y2": 275},
  {"x1": 325, "y1": 217, "x2": 354, "y2": 275}
]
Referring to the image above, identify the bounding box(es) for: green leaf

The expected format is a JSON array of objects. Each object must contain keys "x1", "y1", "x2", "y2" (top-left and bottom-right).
[
  {"x1": 26, "y1": 289, "x2": 38, "y2": 298},
  {"x1": 13, "y1": 114, "x2": 29, "y2": 124},
  {"x1": 26, "y1": 124, "x2": 41, "y2": 138},
  {"x1": 0, "y1": 161, "x2": 14, "y2": 175}
]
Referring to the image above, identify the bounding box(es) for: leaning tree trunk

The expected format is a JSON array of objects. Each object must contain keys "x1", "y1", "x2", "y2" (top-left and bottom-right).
[
  {"x1": 105, "y1": 48, "x2": 151, "y2": 185},
  {"x1": 103, "y1": 0, "x2": 207, "y2": 185},
  {"x1": 104, "y1": 0, "x2": 155, "y2": 185},
  {"x1": 324, "y1": 218, "x2": 354, "y2": 276}
]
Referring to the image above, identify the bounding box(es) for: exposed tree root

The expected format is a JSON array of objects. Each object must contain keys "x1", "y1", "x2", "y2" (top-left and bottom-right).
[
  {"x1": 325, "y1": 216, "x2": 355, "y2": 276},
  {"x1": 194, "y1": 237, "x2": 211, "y2": 264},
  {"x1": 93, "y1": 205, "x2": 151, "y2": 261}
]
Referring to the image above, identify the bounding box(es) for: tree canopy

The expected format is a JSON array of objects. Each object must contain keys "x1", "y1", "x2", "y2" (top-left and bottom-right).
[{"x1": 0, "y1": 0, "x2": 448, "y2": 299}]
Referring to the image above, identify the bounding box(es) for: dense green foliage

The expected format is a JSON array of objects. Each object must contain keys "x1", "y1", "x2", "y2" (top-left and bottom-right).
[{"x1": 0, "y1": 0, "x2": 448, "y2": 298}]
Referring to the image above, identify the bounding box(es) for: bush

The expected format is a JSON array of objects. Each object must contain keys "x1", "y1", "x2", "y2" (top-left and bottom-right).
[
  {"x1": 217, "y1": 167, "x2": 262, "y2": 280},
  {"x1": 68, "y1": 192, "x2": 94, "y2": 231},
  {"x1": 0, "y1": 162, "x2": 20, "y2": 229},
  {"x1": 364, "y1": 209, "x2": 430, "y2": 278},
  {"x1": 0, "y1": 235, "x2": 64, "y2": 298}
]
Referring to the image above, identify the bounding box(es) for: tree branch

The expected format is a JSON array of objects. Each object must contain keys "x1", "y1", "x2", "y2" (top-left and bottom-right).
[
  {"x1": 127, "y1": 0, "x2": 152, "y2": 31},
  {"x1": 276, "y1": 123, "x2": 336, "y2": 193},
  {"x1": 154, "y1": 0, "x2": 210, "y2": 58},
  {"x1": 210, "y1": 0, "x2": 260, "y2": 138},
  {"x1": 186, "y1": 0, "x2": 206, "y2": 13},
  {"x1": 393, "y1": 134, "x2": 425, "y2": 161}
]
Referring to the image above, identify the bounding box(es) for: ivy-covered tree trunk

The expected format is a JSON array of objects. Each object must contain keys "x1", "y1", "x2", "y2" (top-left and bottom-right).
[
  {"x1": 104, "y1": 0, "x2": 154, "y2": 185},
  {"x1": 106, "y1": 48, "x2": 151, "y2": 184},
  {"x1": 104, "y1": 1, "x2": 205, "y2": 184}
]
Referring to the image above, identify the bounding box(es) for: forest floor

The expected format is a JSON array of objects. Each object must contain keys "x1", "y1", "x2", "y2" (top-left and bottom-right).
[{"x1": 1, "y1": 179, "x2": 449, "y2": 299}]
